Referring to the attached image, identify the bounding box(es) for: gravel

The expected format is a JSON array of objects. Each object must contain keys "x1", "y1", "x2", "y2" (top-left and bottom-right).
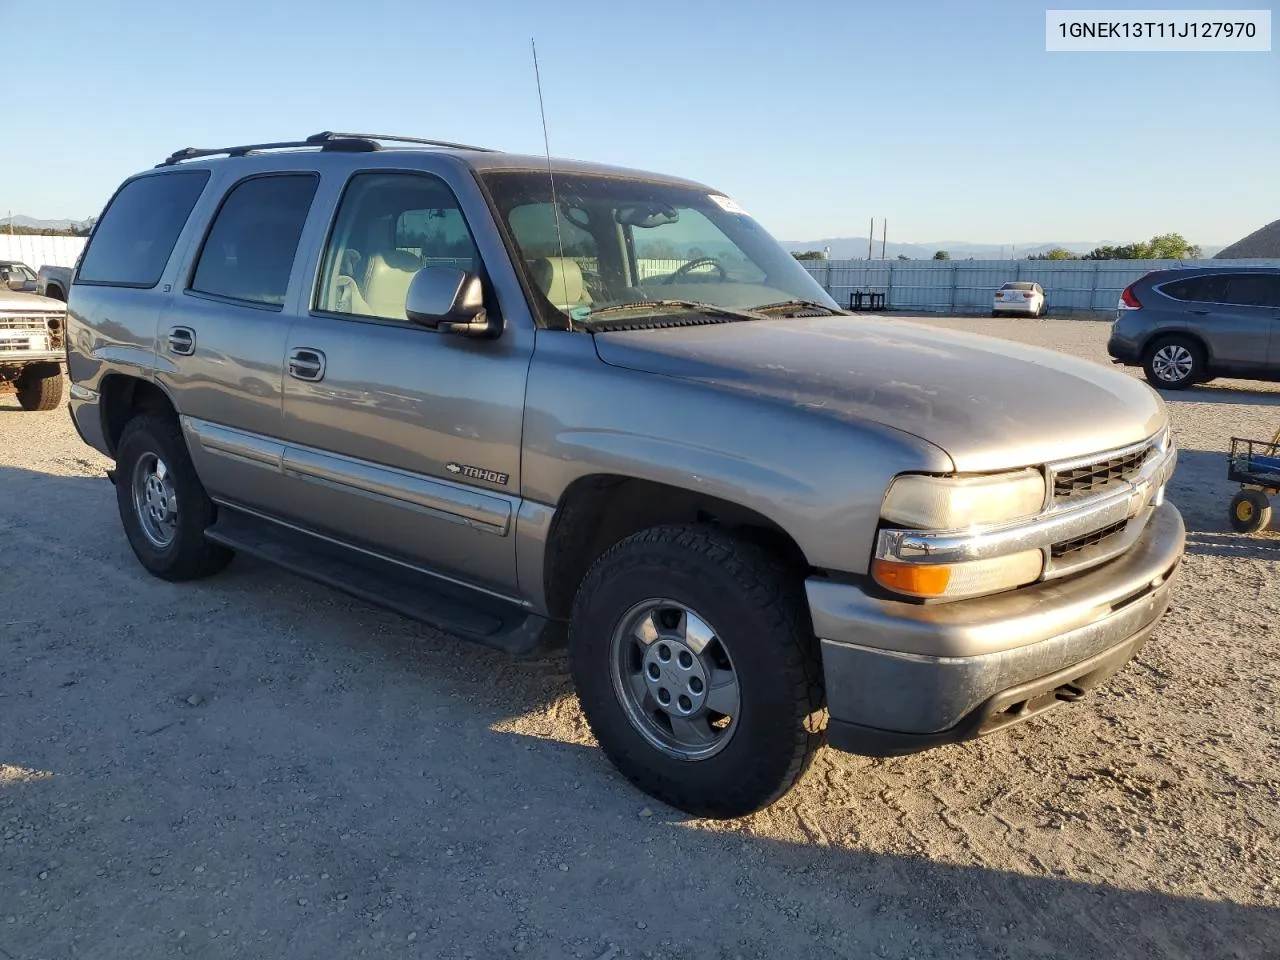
[{"x1": 1, "y1": 317, "x2": 1278, "y2": 960}]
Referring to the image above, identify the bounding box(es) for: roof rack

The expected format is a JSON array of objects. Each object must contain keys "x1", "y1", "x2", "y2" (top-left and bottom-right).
[
  {"x1": 307, "y1": 131, "x2": 499, "y2": 153},
  {"x1": 156, "y1": 131, "x2": 498, "y2": 167},
  {"x1": 157, "y1": 135, "x2": 379, "y2": 167}
]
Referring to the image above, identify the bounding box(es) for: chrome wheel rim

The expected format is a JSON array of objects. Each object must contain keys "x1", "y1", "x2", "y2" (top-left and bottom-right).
[
  {"x1": 609, "y1": 599, "x2": 740, "y2": 761},
  {"x1": 131, "y1": 452, "x2": 178, "y2": 549},
  {"x1": 1152, "y1": 345, "x2": 1193, "y2": 382}
]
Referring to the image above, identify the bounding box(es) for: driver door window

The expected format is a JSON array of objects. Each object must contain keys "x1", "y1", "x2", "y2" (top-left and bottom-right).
[{"x1": 316, "y1": 172, "x2": 481, "y2": 322}]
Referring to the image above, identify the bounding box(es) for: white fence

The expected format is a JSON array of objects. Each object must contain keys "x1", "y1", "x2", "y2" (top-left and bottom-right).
[
  {"x1": 798, "y1": 257, "x2": 1280, "y2": 315},
  {"x1": 0, "y1": 235, "x2": 86, "y2": 269}
]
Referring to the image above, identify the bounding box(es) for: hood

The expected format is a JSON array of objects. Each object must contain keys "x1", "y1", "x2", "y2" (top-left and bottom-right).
[
  {"x1": 592, "y1": 316, "x2": 1166, "y2": 472},
  {"x1": 0, "y1": 288, "x2": 66, "y2": 312}
]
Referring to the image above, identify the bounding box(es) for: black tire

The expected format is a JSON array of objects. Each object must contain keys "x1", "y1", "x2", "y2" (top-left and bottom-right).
[
  {"x1": 46, "y1": 285, "x2": 66, "y2": 302},
  {"x1": 569, "y1": 524, "x2": 824, "y2": 819},
  {"x1": 1229, "y1": 490, "x2": 1273, "y2": 534},
  {"x1": 991, "y1": 310, "x2": 1001, "y2": 318},
  {"x1": 114, "y1": 413, "x2": 233, "y2": 581},
  {"x1": 1142, "y1": 335, "x2": 1204, "y2": 390},
  {"x1": 15, "y1": 365, "x2": 64, "y2": 411}
]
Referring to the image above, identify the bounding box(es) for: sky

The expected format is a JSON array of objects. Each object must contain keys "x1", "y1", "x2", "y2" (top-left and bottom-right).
[{"x1": 3, "y1": 0, "x2": 1277, "y2": 246}]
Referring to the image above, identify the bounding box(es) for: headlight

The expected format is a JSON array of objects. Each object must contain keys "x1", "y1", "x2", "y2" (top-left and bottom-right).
[{"x1": 880, "y1": 469, "x2": 1046, "y2": 530}]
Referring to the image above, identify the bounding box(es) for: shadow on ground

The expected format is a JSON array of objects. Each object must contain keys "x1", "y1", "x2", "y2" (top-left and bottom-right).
[{"x1": 1157, "y1": 384, "x2": 1280, "y2": 407}]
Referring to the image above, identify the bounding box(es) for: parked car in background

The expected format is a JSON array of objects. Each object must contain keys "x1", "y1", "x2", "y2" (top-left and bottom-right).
[
  {"x1": 1107, "y1": 266, "x2": 1280, "y2": 390},
  {"x1": 37, "y1": 264, "x2": 73, "y2": 301},
  {"x1": 65, "y1": 131, "x2": 1183, "y2": 817},
  {"x1": 992, "y1": 281, "x2": 1045, "y2": 317},
  {"x1": 0, "y1": 260, "x2": 39, "y2": 293},
  {"x1": 0, "y1": 286, "x2": 68, "y2": 409}
]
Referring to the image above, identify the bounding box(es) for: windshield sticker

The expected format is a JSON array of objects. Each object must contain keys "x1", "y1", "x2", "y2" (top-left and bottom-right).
[{"x1": 708, "y1": 194, "x2": 750, "y2": 216}]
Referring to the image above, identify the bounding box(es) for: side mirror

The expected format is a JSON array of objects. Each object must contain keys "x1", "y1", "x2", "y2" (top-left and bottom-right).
[{"x1": 405, "y1": 267, "x2": 499, "y2": 338}]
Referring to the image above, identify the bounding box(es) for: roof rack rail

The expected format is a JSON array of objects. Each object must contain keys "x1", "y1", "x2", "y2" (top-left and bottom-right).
[
  {"x1": 157, "y1": 136, "x2": 379, "y2": 167},
  {"x1": 306, "y1": 131, "x2": 499, "y2": 153}
]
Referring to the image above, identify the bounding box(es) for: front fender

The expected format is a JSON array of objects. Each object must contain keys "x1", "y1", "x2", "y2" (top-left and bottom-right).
[{"x1": 521, "y1": 332, "x2": 952, "y2": 575}]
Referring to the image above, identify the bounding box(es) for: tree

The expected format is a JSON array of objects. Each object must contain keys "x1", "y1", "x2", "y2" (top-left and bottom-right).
[
  {"x1": 1083, "y1": 233, "x2": 1201, "y2": 260},
  {"x1": 932, "y1": 250, "x2": 951, "y2": 260},
  {"x1": 791, "y1": 250, "x2": 826, "y2": 260},
  {"x1": 896, "y1": 254, "x2": 910, "y2": 261},
  {"x1": 1146, "y1": 233, "x2": 1201, "y2": 259},
  {"x1": 1030, "y1": 247, "x2": 1078, "y2": 261}
]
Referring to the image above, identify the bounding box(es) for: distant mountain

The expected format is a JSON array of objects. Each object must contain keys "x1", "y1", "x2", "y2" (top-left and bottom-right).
[
  {"x1": 783, "y1": 237, "x2": 1225, "y2": 261},
  {"x1": 0, "y1": 215, "x2": 86, "y2": 231}
]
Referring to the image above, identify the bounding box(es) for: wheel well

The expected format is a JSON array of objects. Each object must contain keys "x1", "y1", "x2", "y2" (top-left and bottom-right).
[
  {"x1": 541, "y1": 475, "x2": 810, "y2": 620},
  {"x1": 100, "y1": 376, "x2": 178, "y2": 455},
  {"x1": 45, "y1": 283, "x2": 66, "y2": 301}
]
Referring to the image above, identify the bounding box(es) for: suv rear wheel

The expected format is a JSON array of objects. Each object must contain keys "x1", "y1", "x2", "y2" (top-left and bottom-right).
[
  {"x1": 15, "y1": 364, "x2": 64, "y2": 411},
  {"x1": 115, "y1": 413, "x2": 233, "y2": 581},
  {"x1": 1142, "y1": 336, "x2": 1204, "y2": 390},
  {"x1": 569, "y1": 525, "x2": 824, "y2": 818}
]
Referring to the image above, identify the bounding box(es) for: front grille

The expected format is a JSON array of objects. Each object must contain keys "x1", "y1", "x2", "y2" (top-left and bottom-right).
[
  {"x1": 1052, "y1": 445, "x2": 1153, "y2": 501},
  {"x1": 1051, "y1": 520, "x2": 1128, "y2": 558},
  {"x1": 0, "y1": 313, "x2": 60, "y2": 330}
]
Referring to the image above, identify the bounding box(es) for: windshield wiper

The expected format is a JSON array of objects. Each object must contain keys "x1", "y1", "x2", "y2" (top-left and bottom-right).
[
  {"x1": 578, "y1": 299, "x2": 767, "y2": 325},
  {"x1": 749, "y1": 299, "x2": 847, "y2": 316}
]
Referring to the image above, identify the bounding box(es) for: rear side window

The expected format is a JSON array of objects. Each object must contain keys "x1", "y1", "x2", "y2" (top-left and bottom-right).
[
  {"x1": 1223, "y1": 274, "x2": 1280, "y2": 308},
  {"x1": 190, "y1": 174, "x2": 319, "y2": 307},
  {"x1": 1160, "y1": 275, "x2": 1230, "y2": 303},
  {"x1": 76, "y1": 171, "x2": 210, "y2": 287}
]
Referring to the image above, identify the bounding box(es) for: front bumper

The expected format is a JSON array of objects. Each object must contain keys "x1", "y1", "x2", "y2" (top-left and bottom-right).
[
  {"x1": 0, "y1": 350, "x2": 66, "y2": 365},
  {"x1": 809, "y1": 501, "x2": 1184, "y2": 756}
]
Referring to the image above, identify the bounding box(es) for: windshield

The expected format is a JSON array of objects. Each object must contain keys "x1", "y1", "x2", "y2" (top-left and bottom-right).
[{"x1": 480, "y1": 171, "x2": 840, "y2": 328}]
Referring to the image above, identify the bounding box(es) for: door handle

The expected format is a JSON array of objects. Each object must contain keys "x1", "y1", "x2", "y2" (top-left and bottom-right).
[
  {"x1": 1190, "y1": 309, "x2": 1209, "y2": 315},
  {"x1": 288, "y1": 348, "x2": 326, "y2": 382},
  {"x1": 167, "y1": 326, "x2": 196, "y2": 356}
]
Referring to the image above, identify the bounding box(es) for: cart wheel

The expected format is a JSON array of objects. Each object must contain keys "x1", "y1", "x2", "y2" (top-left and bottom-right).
[{"x1": 1229, "y1": 490, "x2": 1273, "y2": 534}]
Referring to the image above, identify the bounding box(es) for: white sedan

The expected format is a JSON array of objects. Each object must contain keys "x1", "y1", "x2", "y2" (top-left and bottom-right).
[{"x1": 992, "y1": 281, "x2": 1045, "y2": 317}]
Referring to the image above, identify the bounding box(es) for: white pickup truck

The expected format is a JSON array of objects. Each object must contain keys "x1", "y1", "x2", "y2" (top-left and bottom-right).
[
  {"x1": 0, "y1": 287, "x2": 67, "y2": 409},
  {"x1": 37, "y1": 264, "x2": 73, "y2": 301}
]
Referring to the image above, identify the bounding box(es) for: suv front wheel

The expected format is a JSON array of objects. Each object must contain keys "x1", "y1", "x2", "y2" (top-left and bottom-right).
[
  {"x1": 1142, "y1": 336, "x2": 1204, "y2": 390},
  {"x1": 115, "y1": 413, "x2": 234, "y2": 581},
  {"x1": 569, "y1": 525, "x2": 825, "y2": 818}
]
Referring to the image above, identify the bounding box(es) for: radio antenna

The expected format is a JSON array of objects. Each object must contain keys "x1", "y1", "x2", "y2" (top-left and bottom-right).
[{"x1": 532, "y1": 38, "x2": 572, "y2": 328}]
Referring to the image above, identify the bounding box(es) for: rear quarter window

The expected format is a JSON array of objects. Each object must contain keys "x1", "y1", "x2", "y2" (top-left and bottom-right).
[
  {"x1": 76, "y1": 171, "x2": 210, "y2": 287},
  {"x1": 1159, "y1": 275, "x2": 1230, "y2": 303}
]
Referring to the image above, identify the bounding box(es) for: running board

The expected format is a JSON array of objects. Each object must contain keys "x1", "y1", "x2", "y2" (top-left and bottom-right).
[{"x1": 204, "y1": 509, "x2": 561, "y2": 657}]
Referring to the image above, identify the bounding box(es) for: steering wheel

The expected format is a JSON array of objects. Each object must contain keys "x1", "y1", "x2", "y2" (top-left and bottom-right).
[{"x1": 663, "y1": 257, "x2": 727, "y2": 284}]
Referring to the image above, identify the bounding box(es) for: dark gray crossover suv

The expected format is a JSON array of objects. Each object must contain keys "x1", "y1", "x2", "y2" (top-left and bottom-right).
[{"x1": 1107, "y1": 266, "x2": 1280, "y2": 390}]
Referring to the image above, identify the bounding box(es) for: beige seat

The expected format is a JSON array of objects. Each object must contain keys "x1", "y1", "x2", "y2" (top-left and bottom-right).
[
  {"x1": 360, "y1": 250, "x2": 422, "y2": 319},
  {"x1": 531, "y1": 257, "x2": 592, "y2": 312}
]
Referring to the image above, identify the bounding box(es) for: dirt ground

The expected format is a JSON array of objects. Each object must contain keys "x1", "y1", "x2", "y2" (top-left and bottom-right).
[{"x1": 2, "y1": 317, "x2": 1278, "y2": 960}]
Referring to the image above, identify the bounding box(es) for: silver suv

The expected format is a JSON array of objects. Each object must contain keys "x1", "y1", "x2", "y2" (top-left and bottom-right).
[{"x1": 66, "y1": 132, "x2": 1184, "y2": 816}]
